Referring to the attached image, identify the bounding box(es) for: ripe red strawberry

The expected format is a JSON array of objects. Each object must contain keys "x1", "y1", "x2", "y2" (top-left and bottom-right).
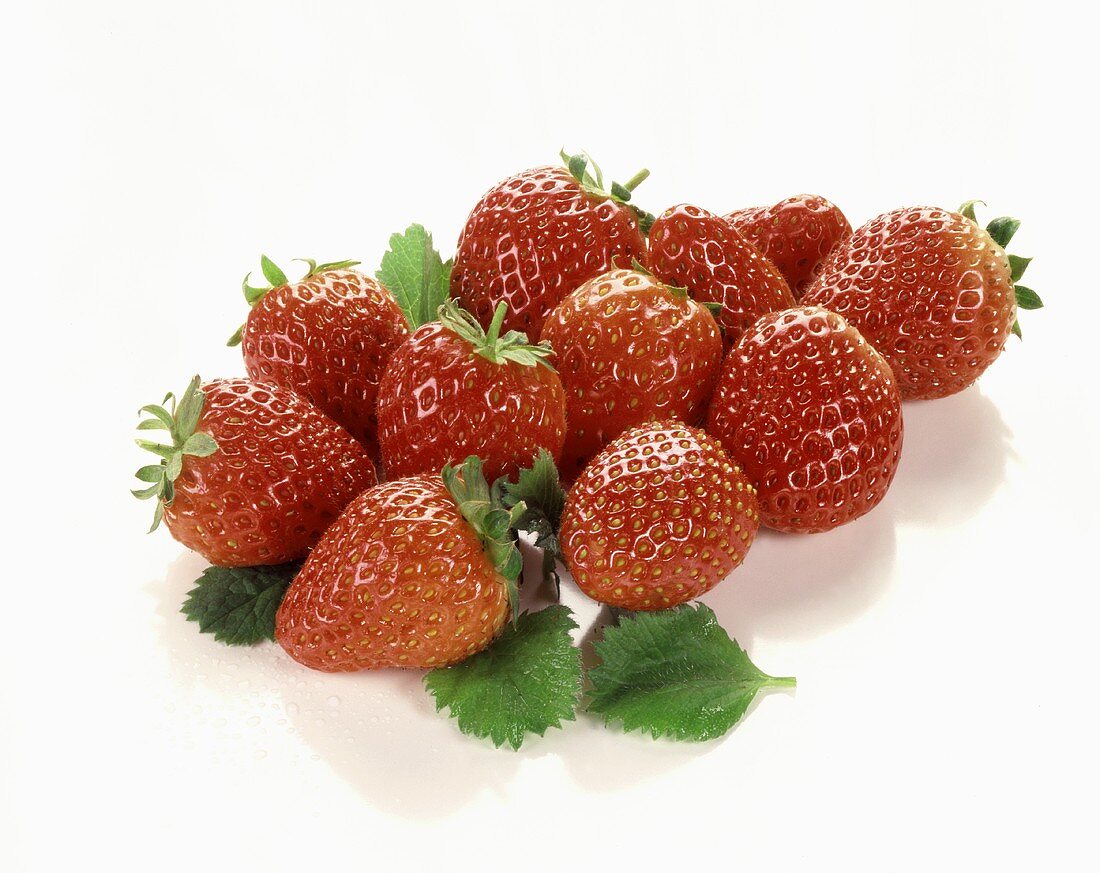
[
  {"x1": 725, "y1": 194, "x2": 852, "y2": 296},
  {"x1": 558, "y1": 421, "x2": 760, "y2": 611},
  {"x1": 451, "y1": 152, "x2": 649, "y2": 340},
  {"x1": 229, "y1": 256, "x2": 409, "y2": 458},
  {"x1": 275, "y1": 457, "x2": 523, "y2": 671},
  {"x1": 803, "y1": 203, "x2": 1041, "y2": 400},
  {"x1": 133, "y1": 377, "x2": 377, "y2": 566},
  {"x1": 540, "y1": 267, "x2": 723, "y2": 478},
  {"x1": 706, "y1": 306, "x2": 903, "y2": 533},
  {"x1": 376, "y1": 301, "x2": 567, "y2": 483},
  {"x1": 648, "y1": 203, "x2": 796, "y2": 346}
]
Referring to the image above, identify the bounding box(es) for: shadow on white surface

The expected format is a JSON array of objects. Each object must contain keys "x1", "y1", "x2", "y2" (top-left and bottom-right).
[
  {"x1": 891, "y1": 387, "x2": 1014, "y2": 527},
  {"x1": 704, "y1": 387, "x2": 1012, "y2": 643},
  {"x1": 151, "y1": 548, "x2": 705, "y2": 820}
]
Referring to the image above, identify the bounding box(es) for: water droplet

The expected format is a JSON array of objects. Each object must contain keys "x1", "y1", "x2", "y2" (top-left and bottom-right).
[
  {"x1": 246, "y1": 716, "x2": 261, "y2": 727},
  {"x1": 286, "y1": 702, "x2": 300, "y2": 717},
  {"x1": 326, "y1": 695, "x2": 341, "y2": 708}
]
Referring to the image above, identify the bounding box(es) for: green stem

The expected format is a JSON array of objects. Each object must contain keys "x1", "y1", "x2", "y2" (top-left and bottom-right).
[
  {"x1": 484, "y1": 301, "x2": 508, "y2": 348},
  {"x1": 764, "y1": 675, "x2": 797, "y2": 689},
  {"x1": 622, "y1": 168, "x2": 650, "y2": 192}
]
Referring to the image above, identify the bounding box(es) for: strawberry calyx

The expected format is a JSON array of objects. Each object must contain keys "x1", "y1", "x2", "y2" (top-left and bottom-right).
[
  {"x1": 560, "y1": 150, "x2": 657, "y2": 234},
  {"x1": 227, "y1": 255, "x2": 361, "y2": 346},
  {"x1": 132, "y1": 375, "x2": 219, "y2": 532},
  {"x1": 437, "y1": 300, "x2": 556, "y2": 369},
  {"x1": 959, "y1": 200, "x2": 1043, "y2": 339},
  {"x1": 442, "y1": 456, "x2": 526, "y2": 622},
  {"x1": 501, "y1": 449, "x2": 568, "y2": 594}
]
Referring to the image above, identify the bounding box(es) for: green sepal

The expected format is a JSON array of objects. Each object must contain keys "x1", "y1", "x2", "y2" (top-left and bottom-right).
[
  {"x1": 234, "y1": 255, "x2": 360, "y2": 342},
  {"x1": 132, "y1": 375, "x2": 219, "y2": 531},
  {"x1": 1009, "y1": 254, "x2": 1032, "y2": 283},
  {"x1": 986, "y1": 216, "x2": 1021, "y2": 248},
  {"x1": 442, "y1": 456, "x2": 527, "y2": 622},
  {"x1": 559, "y1": 150, "x2": 653, "y2": 226},
  {"x1": 960, "y1": 201, "x2": 1040, "y2": 340},
  {"x1": 501, "y1": 450, "x2": 566, "y2": 555},
  {"x1": 958, "y1": 199, "x2": 986, "y2": 220},
  {"x1": 1014, "y1": 285, "x2": 1044, "y2": 310},
  {"x1": 437, "y1": 300, "x2": 556, "y2": 370}
]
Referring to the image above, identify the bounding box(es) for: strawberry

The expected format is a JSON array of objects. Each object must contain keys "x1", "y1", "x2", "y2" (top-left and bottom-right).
[
  {"x1": 802, "y1": 202, "x2": 1041, "y2": 400},
  {"x1": 229, "y1": 256, "x2": 409, "y2": 458},
  {"x1": 451, "y1": 152, "x2": 650, "y2": 340},
  {"x1": 540, "y1": 267, "x2": 723, "y2": 478},
  {"x1": 647, "y1": 203, "x2": 796, "y2": 347},
  {"x1": 725, "y1": 194, "x2": 852, "y2": 296},
  {"x1": 706, "y1": 306, "x2": 903, "y2": 533},
  {"x1": 558, "y1": 421, "x2": 760, "y2": 611},
  {"x1": 133, "y1": 377, "x2": 377, "y2": 566},
  {"x1": 275, "y1": 457, "x2": 523, "y2": 671},
  {"x1": 376, "y1": 301, "x2": 567, "y2": 483}
]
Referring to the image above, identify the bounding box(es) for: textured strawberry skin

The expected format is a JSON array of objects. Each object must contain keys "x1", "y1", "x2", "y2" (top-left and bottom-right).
[
  {"x1": 559, "y1": 422, "x2": 759, "y2": 611},
  {"x1": 376, "y1": 321, "x2": 567, "y2": 482},
  {"x1": 725, "y1": 194, "x2": 851, "y2": 296},
  {"x1": 706, "y1": 307, "x2": 903, "y2": 533},
  {"x1": 541, "y1": 268, "x2": 723, "y2": 479},
  {"x1": 647, "y1": 203, "x2": 795, "y2": 347},
  {"x1": 241, "y1": 269, "x2": 409, "y2": 458},
  {"x1": 275, "y1": 477, "x2": 509, "y2": 671},
  {"x1": 803, "y1": 207, "x2": 1016, "y2": 400},
  {"x1": 164, "y1": 380, "x2": 377, "y2": 566},
  {"x1": 451, "y1": 166, "x2": 647, "y2": 340}
]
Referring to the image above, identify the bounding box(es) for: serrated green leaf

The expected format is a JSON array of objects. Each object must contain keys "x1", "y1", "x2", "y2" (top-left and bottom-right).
[
  {"x1": 1014, "y1": 285, "x2": 1044, "y2": 310},
  {"x1": 259, "y1": 255, "x2": 288, "y2": 287},
  {"x1": 377, "y1": 224, "x2": 451, "y2": 330},
  {"x1": 425, "y1": 605, "x2": 582, "y2": 749},
  {"x1": 181, "y1": 564, "x2": 299, "y2": 645},
  {"x1": 986, "y1": 216, "x2": 1021, "y2": 248},
  {"x1": 587, "y1": 604, "x2": 795, "y2": 742},
  {"x1": 502, "y1": 449, "x2": 566, "y2": 554},
  {"x1": 182, "y1": 432, "x2": 218, "y2": 457}
]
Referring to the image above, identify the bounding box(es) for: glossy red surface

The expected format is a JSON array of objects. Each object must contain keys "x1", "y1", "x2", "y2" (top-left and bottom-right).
[
  {"x1": 275, "y1": 476, "x2": 508, "y2": 671},
  {"x1": 164, "y1": 380, "x2": 377, "y2": 566},
  {"x1": 541, "y1": 268, "x2": 723, "y2": 479},
  {"x1": 803, "y1": 207, "x2": 1016, "y2": 400},
  {"x1": 706, "y1": 307, "x2": 903, "y2": 533},
  {"x1": 726, "y1": 194, "x2": 852, "y2": 296},
  {"x1": 648, "y1": 203, "x2": 795, "y2": 347},
  {"x1": 559, "y1": 422, "x2": 760, "y2": 611},
  {"x1": 376, "y1": 321, "x2": 567, "y2": 482},
  {"x1": 241, "y1": 269, "x2": 409, "y2": 458},
  {"x1": 451, "y1": 166, "x2": 647, "y2": 340}
]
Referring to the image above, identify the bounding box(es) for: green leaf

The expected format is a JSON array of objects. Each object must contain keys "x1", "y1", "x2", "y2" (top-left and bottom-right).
[
  {"x1": 174, "y1": 376, "x2": 205, "y2": 439},
  {"x1": 1014, "y1": 284, "x2": 1044, "y2": 310},
  {"x1": 136, "y1": 418, "x2": 170, "y2": 431},
  {"x1": 377, "y1": 224, "x2": 452, "y2": 330},
  {"x1": 182, "y1": 432, "x2": 218, "y2": 457},
  {"x1": 1012, "y1": 320, "x2": 1023, "y2": 338},
  {"x1": 1008, "y1": 254, "x2": 1032, "y2": 283},
  {"x1": 425, "y1": 605, "x2": 582, "y2": 749},
  {"x1": 437, "y1": 299, "x2": 556, "y2": 370},
  {"x1": 149, "y1": 500, "x2": 165, "y2": 532},
  {"x1": 502, "y1": 449, "x2": 566, "y2": 554},
  {"x1": 139, "y1": 404, "x2": 176, "y2": 431},
  {"x1": 986, "y1": 216, "x2": 1021, "y2": 248},
  {"x1": 165, "y1": 451, "x2": 183, "y2": 482},
  {"x1": 587, "y1": 604, "x2": 795, "y2": 742},
  {"x1": 226, "y1": 324, "x2": 245, "y2": 347},
  {"x1": 135, "y1": 464, "x2": 165, "y2": 483},
  {"x1": 259, "y1": 255, "x2": 288, "y2": 287},
  {"x1": 135, "y1": 439, "x2": 177, "y2": 459},
  {"x1": 181, "y1": 564, "x2": 299, "y2": 645}
]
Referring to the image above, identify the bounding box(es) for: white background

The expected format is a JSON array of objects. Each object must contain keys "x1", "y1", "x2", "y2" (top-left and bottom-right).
[{"x1": 3, "y1": 2, "x2": 1098, "y2": 870}]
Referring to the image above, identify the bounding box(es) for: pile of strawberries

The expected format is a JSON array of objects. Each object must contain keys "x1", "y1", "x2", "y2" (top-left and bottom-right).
[{"x1": 135, "y1": 153, "x2": 1040, "y2": 746}]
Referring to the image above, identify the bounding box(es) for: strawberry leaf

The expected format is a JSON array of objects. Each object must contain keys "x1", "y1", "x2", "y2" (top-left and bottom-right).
[
  {"x1": 181, "y1": 564, "x2": 299, "y2": 645},
  {"x1": 587, "y1": 604, "x2": 795, "y2": 742},
  {"x1": 502, "y1": 449, "x2": 565, "y2": 555},
  {"x1": 378, "y1": 224, "x2": 452, "y2": 330},
  {"x1": 425, "y1": 605, "x2": 582, "y2": 749}
]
